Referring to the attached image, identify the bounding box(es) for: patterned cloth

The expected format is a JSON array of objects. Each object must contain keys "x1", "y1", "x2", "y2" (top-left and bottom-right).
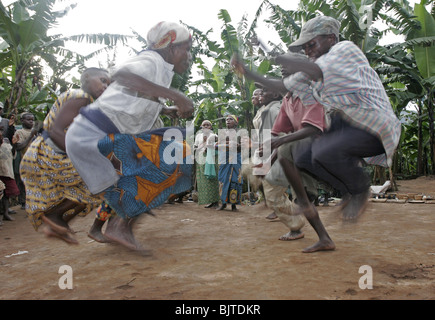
[
  {"x1": 196, "y1": 160, "x2": 220, "y2": 205},
  {"x1": 97, "y1": 128, "x2": 193, "y2": 219},
  {"x1": 194, "y1": 131, "x2": 219, "y2": 205},
  {"x1": 218, "y1": 151, "x2": 243, "y2": 205},
  {"x1": 20, "y1": 90, "x2": 102, "y2": 230},
  {"x1": 95, "y1": 201, "x2": 114, "y2": 222},
  {"x1": 284, "y1": 41, "x2": 401, "y2": 167}
]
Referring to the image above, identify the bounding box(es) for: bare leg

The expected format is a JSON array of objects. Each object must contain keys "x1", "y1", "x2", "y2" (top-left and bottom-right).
[
  {"x1": 88, "y1": 218, "x2": 111, "y2": 243},
  {"x1": 104, "y1": 216, "x2": 143, "y2": 251},
  {"x1": 42, "y1": 199, "x2": 79, "y2": 235},
  {"x1": 279, "y1": 157, "x2": 335, "y2": 253},
  {"x1": 2, "y1": 197, "x2": 14, "y2": 221}
]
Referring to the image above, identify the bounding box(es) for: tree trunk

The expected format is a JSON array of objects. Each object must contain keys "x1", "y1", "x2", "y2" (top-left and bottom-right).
[
  {"x1": 427, "y1": 89, "x2": 435, "y2": 175},
  {"x1": 417, "y1": 100, "x2": 424, "y2": 175}
]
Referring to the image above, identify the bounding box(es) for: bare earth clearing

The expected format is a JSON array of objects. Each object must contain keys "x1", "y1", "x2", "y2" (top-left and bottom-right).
[{"x1": 0, "y1": 177, "x2": 434, "y2": 302}]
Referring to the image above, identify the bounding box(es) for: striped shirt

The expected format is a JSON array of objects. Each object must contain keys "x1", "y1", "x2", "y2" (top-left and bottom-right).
[{"x1": 284, "y1": 41, "x2": 401, "y2": 167}]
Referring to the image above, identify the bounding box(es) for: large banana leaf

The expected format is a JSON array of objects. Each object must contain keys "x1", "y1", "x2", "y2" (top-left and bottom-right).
[{"x1": 408, "y1": 3, "x2": 435, "y2": 80}]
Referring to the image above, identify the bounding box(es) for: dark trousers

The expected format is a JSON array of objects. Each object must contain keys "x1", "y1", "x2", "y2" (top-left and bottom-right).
[{"x1": 294, "y1": 113, "x2": 385, "y2": 195}]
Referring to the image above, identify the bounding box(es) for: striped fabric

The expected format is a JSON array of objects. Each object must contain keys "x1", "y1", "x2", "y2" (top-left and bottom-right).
[
  {"x1": 20, "y1": 90, "x2": 101, "y2": 230},
  {"x1": 284, "y1": 41, "x2": 401, "y2": 167}
]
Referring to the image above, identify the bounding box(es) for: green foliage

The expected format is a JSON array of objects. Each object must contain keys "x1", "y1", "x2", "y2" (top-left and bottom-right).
[{"x1": 0, "y1": 0, "x2": 434, "y2": 176}]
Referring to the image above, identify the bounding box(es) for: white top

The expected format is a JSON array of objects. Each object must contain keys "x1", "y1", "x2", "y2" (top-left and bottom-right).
[{"x1": 91, "y1": 50, "x2": 175, "y2": 134}]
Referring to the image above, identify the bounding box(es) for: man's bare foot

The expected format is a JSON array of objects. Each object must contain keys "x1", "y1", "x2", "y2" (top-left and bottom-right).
[
  {"x1": 43, "y1": 226, "x2": 79, "y2": 245},
  {"x1": 342, "y1": 189, "x2": 370, "y2": 222},
  {"x1": 279, "y1": 230, "x2": 304, "y2": 241},
  {"x1": 266, "y1": 212, "x2": 279, "y2": 221},
  {"x1": 302, "y1": 239, "x2": 336, "y2": 253},
  {"x1": 104, "y1": 217, "x2": 143, "y2": 251}
]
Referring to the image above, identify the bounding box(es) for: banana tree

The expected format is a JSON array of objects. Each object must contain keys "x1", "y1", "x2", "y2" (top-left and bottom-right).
[
  {"x1": 0, "y1": 0, "x2": 131, "y2": 117},
  {"x1": 407, "y1": 1, "x2": 435, "y2": 173},
  {"x1": 376, "y1": 0, "x2": 435, "y2": 174}
]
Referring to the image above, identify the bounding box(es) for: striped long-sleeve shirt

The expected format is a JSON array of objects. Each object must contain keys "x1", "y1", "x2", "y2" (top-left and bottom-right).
[{"x1": 283, "y1": 41, "x2": 401, "y2": 167}]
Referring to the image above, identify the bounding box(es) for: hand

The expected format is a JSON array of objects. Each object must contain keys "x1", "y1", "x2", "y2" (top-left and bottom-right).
[
  {"x1": 161, "y1": 106, "x2": 179, "y2": 119},
  {"x1": 275, "y1": 53, "x2": 308, "y2": 76},
  {"x1": 173, "y1": 94, "x2": 194, "y2": 119},
  {"x1": 8, "y1": 115, "x2": 15, "y2": 126},
  {"x1": 230, "y1": 54, "x2": 246, "y2": 76},
  {"x1": 270, "y1": 136, "x2": 284, "y2": 150}
]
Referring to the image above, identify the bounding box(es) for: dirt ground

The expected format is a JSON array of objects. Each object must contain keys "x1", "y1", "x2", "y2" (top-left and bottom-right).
[{"x1": 0, "y1": 176, "x2": 434, "y2": 301}]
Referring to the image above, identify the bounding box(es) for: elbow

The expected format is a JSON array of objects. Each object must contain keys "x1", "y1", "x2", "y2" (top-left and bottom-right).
[{"x1": 310, "y1": 67, "x2": 323, "y2": 82}]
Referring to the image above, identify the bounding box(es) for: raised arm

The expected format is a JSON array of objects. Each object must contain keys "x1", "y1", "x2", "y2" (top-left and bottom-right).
[
  {"x1": 113, "y1": 68, "x2": 194, "y2": 118},
  {"x1": 274, "y1": 54, "x2": 323, "y2": 81},
  {"x1": 231, "y1": 54, "x2": 287, "y2": 94}
]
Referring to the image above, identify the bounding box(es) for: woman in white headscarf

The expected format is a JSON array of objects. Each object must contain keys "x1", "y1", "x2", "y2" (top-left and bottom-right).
[
  {"x1": 194, "y1": 120, "x2": 219, "y2": 208},
  {"x1": 65, "y1": 21, "x2": 194, "y2": 251}
]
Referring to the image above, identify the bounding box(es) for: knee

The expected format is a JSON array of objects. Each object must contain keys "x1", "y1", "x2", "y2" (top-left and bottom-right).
[
  {"x1": 278, "y1": 153, "x2": 288, "y2": 167},
  {"x1": 294, "y1": 150, "x2": 309, "y2": 169}
]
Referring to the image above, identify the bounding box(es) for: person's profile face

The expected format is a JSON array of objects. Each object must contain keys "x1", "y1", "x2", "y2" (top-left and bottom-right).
[
  {"x1": 171, "y1": 40, "x2": 193, "y2": 74},
  {"x1": 251, "y1": 89, "x2": 262, "y2": 107},
  {"x1": 86, "y1": 72, "x2": 111, "y2": 99},
  {"x1": 302, "y1": 35, "x2": 335, "y2": 61}
]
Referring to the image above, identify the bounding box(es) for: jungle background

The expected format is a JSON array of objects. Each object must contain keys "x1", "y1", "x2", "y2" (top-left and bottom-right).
[{"x1": 1, "y1": 0, "x2": 434, "y2": 184}]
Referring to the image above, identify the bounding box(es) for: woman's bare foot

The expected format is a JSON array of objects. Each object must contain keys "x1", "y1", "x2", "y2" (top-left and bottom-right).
[
  {"x1": 42, "y1": 214, "x2": 70, "y2": 235},
  {"x1": 88, "y1": 229, "x2": 111, "y2": 243},
  {"x1": 104, "y1": 216, "x2": 143, "y2": 251},
  {"x1": 42, "y1": 226, "x2": 79, "y2": 245},
  {"x1": 216, "y1": 204, "x2": 226, "y2": 211},
  {"x1": 88, "y1": 219, "x2": 111, "y2": 243}
]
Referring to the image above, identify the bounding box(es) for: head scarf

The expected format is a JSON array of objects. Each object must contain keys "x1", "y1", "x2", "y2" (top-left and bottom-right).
[
  {"x1": 147, "y1": 21, "x2": 191, "y2": 50},
  {"x1": 201, "y1": 120, "x2": 212, "y2": 127},
  {"x1": 227, "y1": 114, "x2": 238, "y2": 124}
]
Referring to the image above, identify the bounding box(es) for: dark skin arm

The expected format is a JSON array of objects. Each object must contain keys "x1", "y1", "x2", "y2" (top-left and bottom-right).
[
  {"x1": 256, "y1": 125, "x2": 320, "y2": 159},
  {"x1": 231, "y1": 53, "x2": 324, "y2": 92},
  {"x1": 274, "y1": 55, "x2": 323, "y2": 81},
  {"x1": 231, "y1": 54, "x2": 287, "y2": 94},
  {"x1": 270, "y1": 125, "x2": 321, "y2": 150},
  {"x1": 49, "y1": 97, "x2": 91, "y2": 151},
  {"x1": 113, "y1": 68, "x2": 194, "y2": 118},
  {"x1": 15, "y1": 128, "x2": 38, "y2": 151}
]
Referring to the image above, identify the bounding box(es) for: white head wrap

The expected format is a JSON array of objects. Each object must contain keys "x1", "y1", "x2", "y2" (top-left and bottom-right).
[{"x1": 147, "y1": 21, "x2": 191, "y2": 50}]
